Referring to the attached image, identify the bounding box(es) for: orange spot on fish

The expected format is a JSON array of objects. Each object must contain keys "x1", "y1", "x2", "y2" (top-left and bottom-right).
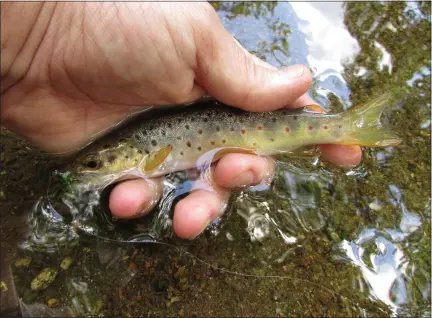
[
  {"x1": 285, "y1": 127, "x2": 290, "y2": 133},
  {"x1": 211, "y1": 141, "x2": 215, "y2": 146},
  {"x1": 241, "y1": 129, "x2": 246, "y2": 134},
  {"x1": 198, "y1": 129, "x2": 203, "y2": 134},
  {"x1": 229, "y1": 128, "x2": 234, "y2": 132},
  {"x1": 323, "y1": 125, "x2": 328, "y2": 130},
  {"x1": 257, "y1": 126, "x2": 263, "y2": 130},
  {"x1": 308, "y1": 125, "x2": 313, "y2": 130}
]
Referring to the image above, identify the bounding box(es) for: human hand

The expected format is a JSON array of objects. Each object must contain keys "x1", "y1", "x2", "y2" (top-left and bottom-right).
[{"x1": 1, "y1": 2, "x2": 361, "y2": 238}]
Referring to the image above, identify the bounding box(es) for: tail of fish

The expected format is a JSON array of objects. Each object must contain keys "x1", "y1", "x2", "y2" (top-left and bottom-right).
[{"x1": 341, "y1": 93, "x2": 402, "y2": 147}]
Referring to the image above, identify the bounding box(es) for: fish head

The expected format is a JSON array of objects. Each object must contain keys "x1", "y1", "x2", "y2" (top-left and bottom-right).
[
  {"x1": 61, "y1": 139, "x2": 146, "y2": 193},
  {"x1": 44, "y1": 139, "x2": 147, "y2": 233}
]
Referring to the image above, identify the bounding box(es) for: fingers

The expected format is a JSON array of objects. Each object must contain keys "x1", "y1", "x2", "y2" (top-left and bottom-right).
[
  {"x1": 320, "y1": 144, "x2": 362, "y2": 168},
  {"x1": 193, "y1": 15, "x2": 312, "y2": 112},
  {"x1": 213, "y1": 153, "x2": 275, "y2": 188},
  {"x1": 109, "y1": 178, "x2": 162, "y2": 219},
  {"x1": 173, "y1": 153, "x2": 276, "y2": 239},
  {"x1": 289, "y1": 92, "x2": 318, "y2": 108},
  {"x1": 109, "y1": 151, "x2": 276, "y2": 239},
  {"x1": 173, "y1": 188, "x2": 229, "y2": 239}
]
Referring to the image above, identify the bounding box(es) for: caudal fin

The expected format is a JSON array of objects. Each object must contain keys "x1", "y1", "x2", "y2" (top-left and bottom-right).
[{"x1": 341, "y1": 93, "x2": 402, "y2": 147}]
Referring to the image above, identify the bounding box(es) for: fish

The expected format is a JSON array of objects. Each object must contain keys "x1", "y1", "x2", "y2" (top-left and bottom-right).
[{"x1": 59, "y1": 93, "x2": 401, "y2": 192}]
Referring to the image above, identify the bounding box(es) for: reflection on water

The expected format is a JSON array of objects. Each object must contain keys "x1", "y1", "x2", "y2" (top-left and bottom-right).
[{"x1": 3, "y1": 1, "x2": 430, "y2": 317}]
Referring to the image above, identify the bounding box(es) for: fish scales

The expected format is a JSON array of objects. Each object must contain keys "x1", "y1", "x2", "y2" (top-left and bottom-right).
[
  {"x1": 70, "y1": 95, "x2": 401, "y2": 185},
  {"x1": 134, "y1": 106, "x2": 336, "y2": 160}
]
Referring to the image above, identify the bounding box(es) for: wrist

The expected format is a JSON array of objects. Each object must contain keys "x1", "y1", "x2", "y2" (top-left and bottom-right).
[{"x1": 1, "y1": 2, "x2": 56, "y2": 94}]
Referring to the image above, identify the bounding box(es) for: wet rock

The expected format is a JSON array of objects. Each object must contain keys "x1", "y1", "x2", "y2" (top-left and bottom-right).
[
  {"x1": 30, "y1": 268, "x2": 57, "y2": 291},
  {"x1": 47, "y1": 298, "x2": 58, "y2": 308},
  {"x1": 14, "y1": 256, "x2": 32, "y2": 268},
  {"x1": 174, "y1": 266, "x2": 186, "y2": 279},
  {"x1": 151, "y1": 277, "x2": 170, "y2": 293},
  {"x1": 60, "y1": 257, "x2": 73, "y2": 270}
]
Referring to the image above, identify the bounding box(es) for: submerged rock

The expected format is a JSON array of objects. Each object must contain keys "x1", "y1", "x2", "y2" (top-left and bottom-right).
[{"x1": 30, "y1": 268, "x2": 57, "y2": 291}]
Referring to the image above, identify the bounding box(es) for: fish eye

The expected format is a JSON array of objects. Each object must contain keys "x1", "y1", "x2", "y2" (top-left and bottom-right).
[{"x1": 82, "y1": 155, "x2": 102, "y2": 170}]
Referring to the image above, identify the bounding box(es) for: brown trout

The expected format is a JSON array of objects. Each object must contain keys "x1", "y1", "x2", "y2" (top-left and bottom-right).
[{"x1": 63, "y1": 94, "x2": 401, "y2": 191}]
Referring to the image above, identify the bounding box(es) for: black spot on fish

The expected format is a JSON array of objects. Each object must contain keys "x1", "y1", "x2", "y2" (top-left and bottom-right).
[
  {"x1": 270, "y1": 138, "x2": 275, "y2": 142},
  {"x1": 187, "y1": 141, "x2": 191, "y2": 147},
  {"x1": 197, "y1": 146, "x2": 202, "y2": 151},
  {"x1": 191, "y1": 118, "x2": 195, "y2": 122},
  {"x1": 338, "y1": 125, "x2": 342, "y2": 129},
  {"x1": 129, "y1": 145, "x2": 134, "y2": 149},
  {"x1": 167, "y1": 123, "x2": 172, "y2": 129},
  {"x1": 222, "y1": 139, "x2": 226, "y2": 144},
  {"x1": 103, "y1": 144, "x2": 110, "y2": 149},
  {"x1": 180, "y1": 151, "x2": 184, "y2": 156},
  {"x1": 135, "y1": 134, "x2": 141, "y2": 140},
  {"x1": 216, "y1": 127, "x2": 221, "y2": 132},
  {"x1": 293, "y1": 116, "x2": 298, "y2": 120},
  {"x1": 272, "y1": 117, "x2": 277, "y2": 123},
  {"x1": 185, "y1": 125, "x2": 190, "y2": 130},
  {"x1": 108, "y1": 155, "x2": 117, "y2": 163},
  {"x1": 119, "y1": 138, "x2": 126, "y2": 142},
  {"x1": 177, "y1": 136, "x2": 182, "y2": 140},
  {"x1": 203, "y1": 118, "x2": 208, "y2": 123},
  {"x1": 151, "y1": 140, "x2": 157, "y2": 146},
  {"x1": 125, "y1": 156, "x2": 129, "y2": 159},
  {"x1": 137, "y1": 150, "x2": 142, "y2": 154},
  {"x1": 161, "y1": 130, "x2": 166, "y2": 136},
  {"x1": 145, "y1": 150, "x2": 150, "y2": 154}
]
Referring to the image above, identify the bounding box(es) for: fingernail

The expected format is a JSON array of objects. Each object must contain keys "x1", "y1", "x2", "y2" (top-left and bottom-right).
[
  {"x1": 282, "y1": 64, "x2": 305, "y2": 80},
  {"x1": 136, "y1": 179, "x2": 162, "y2": 216},
  {"x1": 191, "y1": 219, "x2": 211, "y2": 239},
  {"x1": 231, "y1": 171, "x2": 255, "y2": 187},
  {"x1": 344, "y1": 145, "x2": 362, "y2": 158}
]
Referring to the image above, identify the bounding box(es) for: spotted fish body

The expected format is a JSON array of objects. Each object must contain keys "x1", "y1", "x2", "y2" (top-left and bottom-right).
[{"x1": 70, "y1": 94, "x2": 400, "y2": 188}]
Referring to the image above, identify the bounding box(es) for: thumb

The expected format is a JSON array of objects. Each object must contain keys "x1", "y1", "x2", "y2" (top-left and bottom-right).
[{"x1": 194, "y1": 20, "x2": 312, "y2": 112}]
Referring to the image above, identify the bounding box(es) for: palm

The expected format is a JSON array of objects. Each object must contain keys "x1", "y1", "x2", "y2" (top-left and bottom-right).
[{"x1": 2, "y1": 2, "x2": 210, "y2": 153}]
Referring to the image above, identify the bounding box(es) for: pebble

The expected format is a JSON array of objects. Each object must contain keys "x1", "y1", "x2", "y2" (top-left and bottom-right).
[{"x1": 369, "y1": 202, "x2": 383, "y2": 211}]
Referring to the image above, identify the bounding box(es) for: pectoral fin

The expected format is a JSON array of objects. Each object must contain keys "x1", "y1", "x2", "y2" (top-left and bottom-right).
[{"x1": 143, "y1": 144, "x2": 172, "y2": 172}]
